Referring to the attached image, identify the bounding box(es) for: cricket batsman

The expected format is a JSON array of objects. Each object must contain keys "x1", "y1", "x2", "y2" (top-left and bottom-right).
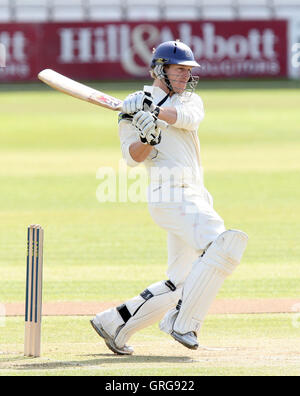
[{"x1": 91, "y1": 40, "x2": 248, "y2": 354}]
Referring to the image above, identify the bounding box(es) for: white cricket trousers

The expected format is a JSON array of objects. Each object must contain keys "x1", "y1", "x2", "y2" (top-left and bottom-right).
[{"x1": 148, "y1": 185, "x2": 226, "y2": 287}]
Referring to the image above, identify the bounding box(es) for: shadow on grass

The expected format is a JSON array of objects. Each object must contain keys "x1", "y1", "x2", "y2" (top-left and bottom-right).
[
  {"x1": 0, "y1": 355, "x2": 28, "y2": 364},
  {"x1": 12, "y1": 354, "x2": 194, "y2": 371}
]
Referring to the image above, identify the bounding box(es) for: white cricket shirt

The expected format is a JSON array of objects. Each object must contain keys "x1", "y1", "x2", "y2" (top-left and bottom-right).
[{"x1": 119, "y1": 85, "x2": 205, "y2": 190}]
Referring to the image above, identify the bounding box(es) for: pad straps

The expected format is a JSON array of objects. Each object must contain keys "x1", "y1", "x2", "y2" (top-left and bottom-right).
[{"x1": 116, "y1": 279, "x2": 176, "y2": 323}]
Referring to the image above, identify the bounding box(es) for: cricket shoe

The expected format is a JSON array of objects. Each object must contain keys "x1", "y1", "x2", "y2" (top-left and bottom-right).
[
  {"x1": 171, "y1": 331, "x2": 199, "y2": 350},
  {"x1": 90, "y1": 319, "x2": 134, "y2": 355}
]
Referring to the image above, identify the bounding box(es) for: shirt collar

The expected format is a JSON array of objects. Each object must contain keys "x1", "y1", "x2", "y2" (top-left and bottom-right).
[{"x1": 143, "y1": 85, "x2": 170, "y2": 105}]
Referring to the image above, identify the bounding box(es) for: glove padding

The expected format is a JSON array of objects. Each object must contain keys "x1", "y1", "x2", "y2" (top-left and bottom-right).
[
  {"x1": 132, "y1": 111, "x2": 161, "y2": 146},
  {"x1": 122, "y1": 91, "x2": 155, "y2": 115}
]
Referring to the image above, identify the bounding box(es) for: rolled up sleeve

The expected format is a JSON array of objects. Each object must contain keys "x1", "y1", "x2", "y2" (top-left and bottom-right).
[
  {"x1": 173, "y1": 94, "x2": 205, "y2": 131},
  {"x1": 119, "y1": 120, "x2": 140, "y2": 167}
]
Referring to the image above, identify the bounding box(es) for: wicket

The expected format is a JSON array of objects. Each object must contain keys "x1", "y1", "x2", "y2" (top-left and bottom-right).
[{"x1": 24, "y1": 225, "x2": 44, "y2": 357}]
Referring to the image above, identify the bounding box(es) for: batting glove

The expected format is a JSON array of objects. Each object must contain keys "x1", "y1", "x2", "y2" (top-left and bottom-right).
[
  {"x1": 122, "y1": 91, "x2": 157, "y2": 115},
  {"x1": 132, "y1": 111, "x2": 162, "y2": 146}
]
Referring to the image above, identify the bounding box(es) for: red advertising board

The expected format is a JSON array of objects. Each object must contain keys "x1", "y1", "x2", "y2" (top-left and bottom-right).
[
  {"x1": 0, "y1": 20, "x2": 288, "y2": 82},
  {"x1": 0, "y1": 23, "x2": 40, "y2": 81}
]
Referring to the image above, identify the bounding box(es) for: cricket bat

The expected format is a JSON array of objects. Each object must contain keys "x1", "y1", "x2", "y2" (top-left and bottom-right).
[
  {"x1": 38, "y1": 69, "x2": 165, "y2": 131},
  {"x1": 38, "y1": 69, "x2": 123, "y2": 111}
]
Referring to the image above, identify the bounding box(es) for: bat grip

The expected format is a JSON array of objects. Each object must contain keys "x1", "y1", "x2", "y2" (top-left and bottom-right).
[{"x1": 123, "y1": 112, "x2": 165, "y2": 130}]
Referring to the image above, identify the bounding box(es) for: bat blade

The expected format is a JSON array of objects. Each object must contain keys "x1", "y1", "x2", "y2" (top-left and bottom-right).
[{"x1": 38, "y1": 69, "x2": 123, "y2": 111}]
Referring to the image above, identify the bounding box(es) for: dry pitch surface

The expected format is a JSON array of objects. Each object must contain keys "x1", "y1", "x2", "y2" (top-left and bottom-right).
[{"x1": 0, "y1": 312, "x2": 299, "y2": 376}]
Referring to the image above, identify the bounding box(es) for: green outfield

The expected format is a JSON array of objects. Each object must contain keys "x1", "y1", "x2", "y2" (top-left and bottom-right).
[{"x1": 0, "y1": 79, "x2": 299, "y2": 376}]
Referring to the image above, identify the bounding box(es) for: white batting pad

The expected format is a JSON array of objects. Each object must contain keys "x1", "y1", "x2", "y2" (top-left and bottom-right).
[
  {"x1": 160, "y1": 306, "x2": 179, "y2": 335},
  {"x1": 171, "y1": 230, "x2": 248, "y2": 334},
  {"x1": 94, "y1": 280, "x2": 181, "y2": 348},
  {"x1": 115, "y1": 281, "x2": 181, "y2": 348}
]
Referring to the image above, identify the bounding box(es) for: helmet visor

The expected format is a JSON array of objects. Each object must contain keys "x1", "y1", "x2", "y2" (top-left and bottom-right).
[{"x1": 176, "y1": 60, "x2": 200, "y2": 67}]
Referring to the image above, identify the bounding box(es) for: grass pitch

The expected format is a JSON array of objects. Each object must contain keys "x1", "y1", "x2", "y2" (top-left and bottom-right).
[
  {"x1": 1, "y1": 314, "x2": 299, "y2": 376},
  {"x1": 0, "y1": 79, "x2": 299, "y2": 376}
]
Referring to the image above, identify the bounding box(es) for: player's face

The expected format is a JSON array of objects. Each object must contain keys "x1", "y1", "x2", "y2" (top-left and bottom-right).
[{"x1": 166, "y1": 65, "x2": 193, "y2": 94}]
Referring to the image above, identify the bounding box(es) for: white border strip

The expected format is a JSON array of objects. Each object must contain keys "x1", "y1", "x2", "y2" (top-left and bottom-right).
[
  {"x1": 0, "y1": 303, "x2": 6, "y2": 327},
  {"x1": 288, "y1": 18, "x2": 300, "y2": 79},
  {"x1": 0, "y1": 43, "x2": 6, "y2": 68}
]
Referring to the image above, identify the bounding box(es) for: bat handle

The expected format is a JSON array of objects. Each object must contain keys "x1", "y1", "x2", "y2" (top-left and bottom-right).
[{"x1": 156, "y1": 119, "x2": 167, "y2": 129}]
